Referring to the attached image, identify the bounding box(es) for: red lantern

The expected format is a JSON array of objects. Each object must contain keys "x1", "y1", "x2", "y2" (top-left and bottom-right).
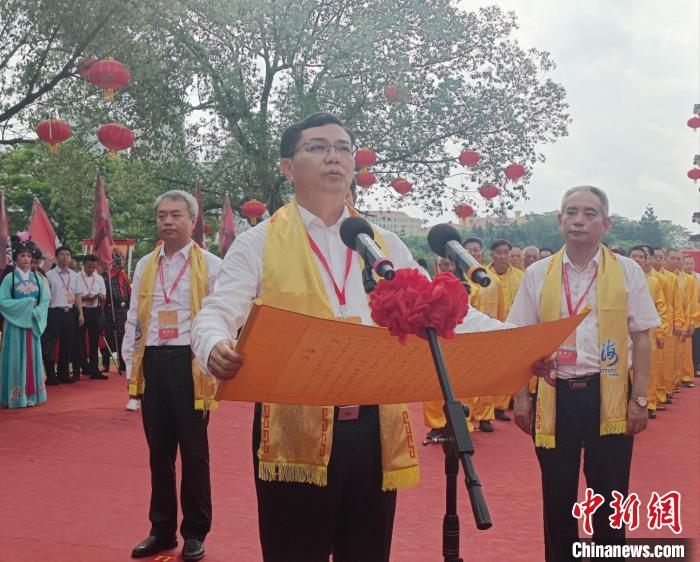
[
  {"x1": 384, "y1": 84, "x2": 408, "y2": 102},
  {"x1": 97, "y1": 123, "x2": 134, "y2": 160},
  {"x1": 504, "y1": 163, "x2": 526, "y2": 182},
  {"x1": 87, "y1": 58, "x2": 130, "y2": 101},
  {"x1": 478, "y1": 184, "x2": 500, "y2": 199},
  {"x1": 458, "y1": 150, "x2": 480, "y2": 168},
  {"x1": 455, "y1": 204, "x2": 474, "y2": 219},
  {"x1": 354, "y1": 148, "x2": 377, "y2": 168},
  {"x1": 35, "y1": 119, "x2": 72, "y2": 155},
  {"x1": 687, "y1": 116, "x2": 700, "y2": 130},
  {"x1": 688, "y1": 168, "x2": 700, "y2": 182},
  {"x1": 76, "y1": 57, "x2": 97, "y2": 78},
  {"x1": 390, "y1": 177, "x2": 413, "y2": 195},
  {"x1": 355, "y1": 171, "x2": 377, "y2": 188},
  {"x1": 241, "y1": 199, "x2": 267, "y2": 225}
]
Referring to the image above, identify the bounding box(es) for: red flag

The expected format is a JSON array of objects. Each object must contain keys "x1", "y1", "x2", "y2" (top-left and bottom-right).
[
  {"x1": 193, "y1": 180, "x2": 206, "y2": 249},
  {"x1": 28, "y1": 196, "x2": 60, "y2": 267},
  {"x1": 92, "y1": 167, "x2": 114, "y2": 271},
  {"x1": 0, "y1": 190, "x2": 10, "y2": 269},
  {"x1": 218, "y1": 192, "x2": 236, "y2": 256}
]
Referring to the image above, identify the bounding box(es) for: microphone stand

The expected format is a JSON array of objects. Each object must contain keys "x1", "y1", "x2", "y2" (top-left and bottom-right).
[{"x1": 363, "y1": 264, "x2": 491, "y2": 562}]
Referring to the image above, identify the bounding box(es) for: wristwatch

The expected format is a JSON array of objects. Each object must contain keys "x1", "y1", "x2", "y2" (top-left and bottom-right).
[{"x1": 633, "y1": 396, "x2": 649, "y2": 408}]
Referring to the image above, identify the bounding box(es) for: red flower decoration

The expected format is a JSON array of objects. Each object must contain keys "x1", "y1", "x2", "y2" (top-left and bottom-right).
[{"x1": 370, "y1": 269, "x2": 468, "y2": 343}]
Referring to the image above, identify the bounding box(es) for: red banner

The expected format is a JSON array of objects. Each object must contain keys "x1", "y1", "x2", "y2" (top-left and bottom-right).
[
  {"x1": 92, "y1": 167, "x2": 114, "y2": 271},
  {"x1": 0, "y1": 191, "x2": 10, "y2": 269},
  {"x1": 218, "y1": 192, "x2": 236, "y2": 256},
  {"x1": 193, "y1": 180, "x2": 206, "y2": 249},
  {"x1": 28, "y1": 197, "x2": 60, "y2": 267}
]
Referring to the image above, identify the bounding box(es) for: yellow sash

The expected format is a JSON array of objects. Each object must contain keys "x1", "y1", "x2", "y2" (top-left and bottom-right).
[
  {"x1": 258, "y1": 200, "x2": 419, "y2": 490},
  {"x1": 128, "y1": 242, "x2": 219, "y2": 410},
  {"x1": 536, "y1": 245, "x2": 628, "y2": 448}
]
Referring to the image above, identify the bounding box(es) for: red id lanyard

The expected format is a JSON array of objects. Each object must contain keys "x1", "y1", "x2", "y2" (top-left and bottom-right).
[
  {"x1": 307, "y1": 234, "x2": 353, "y2": 306},
  {"x1": 59, "y1": 270, "x2": 72, "y2": 292},
  {"x1": 563, "y1": 265, "x2": 597, "y2": 316},
  {"x1": 158, "y1": 255, "x2": 191, "y2": 305},
  {"x1": 81, "y1": 273, "x2": 96, "y2": 294}
]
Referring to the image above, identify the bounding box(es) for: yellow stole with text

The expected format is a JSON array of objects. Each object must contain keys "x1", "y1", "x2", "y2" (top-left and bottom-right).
[
  {"x1": 536, "y1": 245, "x2": 628, "y2": 448},
  {"x1": 128, "y1": 243, "x2": 219, "y2": 410},
  {"x1": 257, "y1": 200, "x2": 420, "y2": 490}
]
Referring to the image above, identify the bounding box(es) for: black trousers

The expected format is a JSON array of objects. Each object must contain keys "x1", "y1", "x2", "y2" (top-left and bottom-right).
[
  {"x1": 78, "y1": 307, "x2": 102, "y2": 374},
  {"x1": 142, "y1": 346, "x2": 212, "y2": 541},
  {"x1": 253, "y1": 404, "x2": 397, "y2": 562},
  {"x1": 534, "y1": 376, "x2": 634, "y2": 562},
  {"x1": 693, "y1": 329, "x2": 700, "y2": 370},
  {"x1": 42, "y1": 307, "x2": 78, "y2": 380}
]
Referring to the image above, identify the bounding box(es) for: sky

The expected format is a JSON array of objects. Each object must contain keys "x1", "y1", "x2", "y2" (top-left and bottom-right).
[{"x1": 385, "y1": 0, "x2": 700, "y2": 231}]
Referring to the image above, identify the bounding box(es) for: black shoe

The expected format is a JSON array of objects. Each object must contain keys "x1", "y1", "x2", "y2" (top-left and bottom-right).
[
  {"x1": 57, "y1": 376, "x2": 73, "y2": 384},
  {"x1": 70, "y1": 373, "x2": 80, "y2": 383},
  {"x1": 45, "y1": 377, "x2": 60, "y2": 386},
  {"x1": 494, "y1": 409, "x2": 511, "y2": 422},
  {"x1": 648, "y1": 410, "x2": 656, "y2": 419},
  {"x1": 182, "y1": 539, "x2": 206, "y2": 561},
  {"x1": 131, "y1": 536, "x2": 177, "y2": 559},
  {"x1": 479, "y1": 420, "x2": 494, "y2": 433},
  {"x1": 90, "y1": 373, "x2": 109, "y2": 380},
  {"x1": 681, "y1": 381, "x2": 695, "y2": 388},
  {"x1": 656, "y1": 404, "x2": 667, "y2": 411},
  {"x1": 663, "y1": 397, "x2": 673, "y2": 404},
  {"x1": 425, "y1": 428, "x2": 446, "y2": 442}
]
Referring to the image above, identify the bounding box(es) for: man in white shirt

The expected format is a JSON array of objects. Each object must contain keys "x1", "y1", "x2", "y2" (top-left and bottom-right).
[
  {"x1": 509, "y1": 186, "x2": 659, "y2": 562},
  {"x1": 123, "y1": 190, "x2": 221, "y2": 562},
  {"x1": 78, "y1": 254, "x2": 107, "y2": 379},
  {"x1": 42, "y1": 246, "x2": 84, "y2": 384},
  {"x1": 191, "y1": 113, "x2": 542, "y2": 562}
]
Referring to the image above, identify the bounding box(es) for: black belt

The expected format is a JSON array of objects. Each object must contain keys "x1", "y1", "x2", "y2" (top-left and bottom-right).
[
  {"x1": 557, "y1": 372, "x2": 600, "y2": 391},
  {"x1": 144, "y1": 345, "x2": 192, "y2": 361},
  {"x1": 50, "y1": 307, "x2": 74, "y2": 313}
]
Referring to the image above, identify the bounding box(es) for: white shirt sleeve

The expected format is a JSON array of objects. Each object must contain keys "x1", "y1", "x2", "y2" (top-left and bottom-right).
[
  {"x1": 191, "y1": 226, "x2": 266, "y2": 374},
  {"x1": 122, "y1": 258, "x2": 146, "y2": 380}
]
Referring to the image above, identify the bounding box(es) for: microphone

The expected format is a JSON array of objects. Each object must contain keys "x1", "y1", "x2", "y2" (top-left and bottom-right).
[
  {"x1": 339, "y1": 216, "x2": 396, "y2": 280},
  {"x1": 427, "y1": 223, "x2": 491, "y2": 287}
]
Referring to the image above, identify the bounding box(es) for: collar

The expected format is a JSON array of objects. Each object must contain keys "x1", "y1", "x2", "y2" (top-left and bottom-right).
[
  {"x1": 159, "y1": 240, "x2": 194, "y2": 260},
  {"x1": 82, "y1": 271, "x2": 94, "y2": 278},
  {"x1": 563, "y1": 247, "x2": 601, "y2": 271},
  {"x1": 297, "y1": 201, "x2": 349, "y2": 232}
]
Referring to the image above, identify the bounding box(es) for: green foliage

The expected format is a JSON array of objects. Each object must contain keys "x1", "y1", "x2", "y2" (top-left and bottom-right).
[
  {"x1": 1, "y1": 0, "x2": 571, "y2": 244},
  {"x1": 401, "y1": 206, "x2": 690, "y2": 263}
]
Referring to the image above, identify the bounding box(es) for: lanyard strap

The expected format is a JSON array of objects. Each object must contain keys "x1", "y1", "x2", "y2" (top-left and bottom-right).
[
  {"x1": 158, "y1": 255, "x2": 191, "y2": 305},
  {"x1": 58, "y1": 270, "x2": 71, "y2": 293},
  {"x1": 82, "y1": 273, "x2": 96, "y2": 293},
  {"x1": 563, "y1": 265, "x2": 597, "y2": 316},
  {"x1": 307, "y1": 234, "x2": 353, "y2": 306}
]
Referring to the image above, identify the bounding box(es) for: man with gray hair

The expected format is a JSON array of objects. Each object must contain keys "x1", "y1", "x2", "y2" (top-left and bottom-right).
[
  {"x1": 123, "y1": 190, "x2": 222, "y2": 561},
  {"x1": 509, "y1": 185, "x2": 659, "y2": 561},
  {"x1": 523, "y1": 245, "x2": 540, "y2": 269}
]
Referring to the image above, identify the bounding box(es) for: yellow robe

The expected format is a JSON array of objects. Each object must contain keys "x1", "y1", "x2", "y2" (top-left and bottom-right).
[
  {"x1": 645, "y1": 272, "x2": 669, "y2": 410},
  {"x1": 672, "y1": 271, "x2": 689, "y2": 387},
  {"x1": 487, "y1": 264, "x2": 524, "y2": 411},
  {"x1": 422, "y1": 273, "x2": 506, "y2": 430},
  {"x1": 657, "y1": 268, "x2": 683, "y2": 394},
  {"x1": 680, "y1": 272, "x2": 698, "y2": 382}
]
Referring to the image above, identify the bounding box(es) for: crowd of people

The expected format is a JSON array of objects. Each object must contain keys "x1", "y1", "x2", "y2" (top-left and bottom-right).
[
  {"x1": 1, "y1": 112, "x2": 698, "y2": 562},
  {"x1": 0, "y1": 241, "x2": 131, "y2": 409}
]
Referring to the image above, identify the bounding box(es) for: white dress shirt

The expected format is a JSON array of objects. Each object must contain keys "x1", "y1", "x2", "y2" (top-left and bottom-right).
[
  {"x1": 507, "y1": 248, "x2": 660, "y2": 379},
  {"x1": 122, "y1": 240, "x2": 222, "y2": 379},
  {"x1": 46, "y1": 267, "x2": 83, "y2": 309},
  {"x1": 79, "y1": 271, "x2": 106, "y2": 308},
  {"x1": 191, "y1": 202, "x2": 509, "y2": 374}
]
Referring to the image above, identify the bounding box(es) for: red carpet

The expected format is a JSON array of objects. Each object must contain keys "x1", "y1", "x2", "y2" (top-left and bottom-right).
[{"x1": 0, "y1": 372, "x2": 697, "y2": 561}]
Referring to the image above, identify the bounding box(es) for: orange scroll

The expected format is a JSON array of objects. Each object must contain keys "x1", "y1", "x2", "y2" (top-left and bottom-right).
[{"x1": 215, "y1": 302, "x2": 588, "y2": 405}]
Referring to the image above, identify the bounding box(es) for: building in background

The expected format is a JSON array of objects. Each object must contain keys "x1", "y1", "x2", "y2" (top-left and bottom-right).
[{"x1": 366, "y1": 210, "x2": 423, "y2": 237}]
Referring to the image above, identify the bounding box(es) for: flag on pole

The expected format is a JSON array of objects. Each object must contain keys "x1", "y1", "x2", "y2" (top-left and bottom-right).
[
  {"x1": 218, "y1": 192, "x2": 236, "y2": 256},
  {"x1": 92, "y1": 167, "x2": 114, "y2": 271},
  {"x1": 28, "y1": 196, "x2": 60, "y2": 267},
  {"x1": 0, "y1": 190, "x2": 10, "y2": 269},
  {"x1": 193, "y1": 180, "x2": 206, "y2": 249}
]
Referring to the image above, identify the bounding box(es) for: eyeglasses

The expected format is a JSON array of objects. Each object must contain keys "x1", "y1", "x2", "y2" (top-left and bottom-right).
[{"x1": 291, "y1": 139, "x2": 355, "y2": 159}]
